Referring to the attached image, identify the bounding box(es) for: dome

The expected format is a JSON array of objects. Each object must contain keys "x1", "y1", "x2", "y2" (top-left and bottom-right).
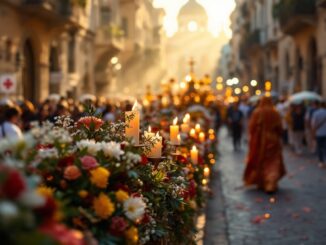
[{"x1": 178, "y1": 0, "x2": 208, "y2": 19}]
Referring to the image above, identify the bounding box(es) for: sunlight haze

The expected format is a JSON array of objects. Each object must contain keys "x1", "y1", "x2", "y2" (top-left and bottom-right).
[{"x1": 153, "y1": 0, "x2": 236, "y2": 37}]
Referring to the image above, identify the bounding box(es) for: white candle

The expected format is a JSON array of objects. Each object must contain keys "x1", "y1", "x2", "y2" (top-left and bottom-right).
[
  {"x1": 125, "y1": 101, "x2": 140, "y2": 145},
  {"x1": 195, "y1": 123, "x2": 201, "y2": 133},
  {"x1": 190, "y1": 128, "x2": 196, "y2": 138},
  {"x1": 170, "y1": 117, "x2": 180, "y2": 145},
  {"x1": 181, "y1": 114, "x2": 190, "y2": 133},
  {"x1": 190, "y1": 145, "x2": 198, "y2": 164},
  {"x1": 199, "y1": 132, "x2": 205, "y2": 143},
  {"x1": 144, "y1": 126, "x2": 155, "y2": 139},
  {"x1": 147, "y1": 132, "x2": 162, "y2": 158}
]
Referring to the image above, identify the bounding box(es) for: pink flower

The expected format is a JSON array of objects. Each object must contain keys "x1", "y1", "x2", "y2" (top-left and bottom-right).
[
  {"x1": 64, "y1": 166, "x2": 81, "y2": 180},
  {"x1": 80, "y1": 156, "x2": 98, "y2": 170}
]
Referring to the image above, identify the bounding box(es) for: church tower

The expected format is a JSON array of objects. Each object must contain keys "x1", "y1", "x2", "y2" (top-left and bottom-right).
[{"x1": 177, "y1": 0, "x2": 208, "y2": 32}]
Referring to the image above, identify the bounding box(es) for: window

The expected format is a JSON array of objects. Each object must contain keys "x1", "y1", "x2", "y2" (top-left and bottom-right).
[
  {"x1": 101, "y1": 7, "x2": 111, "y2": 25},
  {"x1": 68, "y1": 34, "x2": 75, "y2": 73},
  {"x1": 5, "y1": 39, "x2": 12, "y2": 62},
  {"x1": 122, "y1": 17, "x2": 128, "y2": 38}
]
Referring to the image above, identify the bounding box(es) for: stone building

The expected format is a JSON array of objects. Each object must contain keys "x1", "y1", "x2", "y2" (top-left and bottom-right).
[
  {"x1": 224, "y1": 0, "x2": 326, "y2": 97},
  {"x1": 0, "y1": 0, "x2": 99, "y2": 102}
]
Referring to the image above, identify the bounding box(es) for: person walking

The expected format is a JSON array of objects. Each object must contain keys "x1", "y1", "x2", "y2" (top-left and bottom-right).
[
  {"x1": 291, "y1": 104, "x2": 305, "y2": 154},
  {"x1": 244, "y1": 97, "x2": 286, "y2": 193},
  {"x1": 311, "y1": 102, "x2": 326, "y2": 168},
  {"x1": 227, "y1": 102, "x2": 243, "y2": 151}
]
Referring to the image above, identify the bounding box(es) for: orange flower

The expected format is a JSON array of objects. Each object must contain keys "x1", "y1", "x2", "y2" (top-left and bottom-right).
[
  {"x1": 77, "y1": 116, "x2": 104, "y2": 130},
  {"x1": 64, "y1": 166, "x2": 81, "y2": 180}
]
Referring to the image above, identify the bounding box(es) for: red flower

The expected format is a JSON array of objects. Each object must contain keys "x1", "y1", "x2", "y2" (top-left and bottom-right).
[
  {"x1": 35, "y1": 196, "x2": 57, "y2": 219},
  {"x1": 64, "y1": 166, "x2": 81, "y2": 180},
  {"x1": 109, "y1": 216, "x2": 128, "y2": 236},
  {"x1": 198, "y1": 156, "x2": 204, "y2": 166},
  {"x1": 141, "y1": 213, "x2": 151, "y2": 224},
  {"x1": 177, "y1": 155, "x2": 188, "y2": 165},
  {"x1": 58, "y1": 155, "x2": 75, "y2": 169},
  {"x1": 39, "y1": 221, "x2": 85, "y2": 245},
  {"x1": 2, "y1": 170, "x2": 26, "y2": 199},
  {"x1": 140, "y1": 155, "x2": 149, "y2": 165},
  {"x1": 114, "y1": 183, "x2": 130, "y2": 193},
  {"x1": 80, "y1": 156, "x2": 98, "y2": 170},
  {"x1": 188, "y1": 180, "x2": 196, "y2": 199},
  {"x1": 77, "y1": 116, "x2": 104, "y2": 130}
]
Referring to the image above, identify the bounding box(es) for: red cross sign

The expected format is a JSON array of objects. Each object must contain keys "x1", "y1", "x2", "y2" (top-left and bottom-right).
[{"x1": 0, "y1": 74, "x2": 16, "y2": 94}]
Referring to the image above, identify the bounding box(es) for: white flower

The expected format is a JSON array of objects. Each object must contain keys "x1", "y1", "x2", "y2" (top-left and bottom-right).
[
  {"x1": 76, "y1": 139, "x2": 101, "y2": 155},
  {"x1": 19, "y1": 190, "x2": 45, "y2": 208},
  {"x1": 123, "y1": 197, "x2": 146, "y2": 221},
  {"x1": 0, "y1": 201, "x2": 19, "y2": 222},
  {"x1": 125, "y1": 152, "x2": 141, "y2": 164},
  {"x1": 37, "y1": 148, "x2": 59, "y2": 159},
  {"x1": 101, "y1": 141, "x2": 124, "y2": 160}
]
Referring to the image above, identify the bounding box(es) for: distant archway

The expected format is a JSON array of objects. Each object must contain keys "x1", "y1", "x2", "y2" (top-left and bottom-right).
[{"x1": 22, "y1": 40, "x2": 36, "y2": 102}]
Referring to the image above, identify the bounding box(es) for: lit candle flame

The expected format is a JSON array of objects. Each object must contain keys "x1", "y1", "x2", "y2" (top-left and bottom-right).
[
  {"x1": 173, "y1": 117, "x2": 178, "y2": 125},
  {"x1": 177, "y1": 134, "x2": 181, "y2": 142},
  {"x1": 132, "y1": 100, "x2": 138, "y2": 111},
  {"x1": 156, "y1": 132, "x2": 160, "y2": 137},
  {"x1": 192, "y1": 145, "x2": 197, "y2": 151},
  {"x1": 148, "y1": 126, "x2": 151, "y2": 132}
]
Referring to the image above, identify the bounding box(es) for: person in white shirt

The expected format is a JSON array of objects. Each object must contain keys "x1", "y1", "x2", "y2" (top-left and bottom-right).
[{"x1": 0, "y1": 107, "x2": 23, "y2": 140}]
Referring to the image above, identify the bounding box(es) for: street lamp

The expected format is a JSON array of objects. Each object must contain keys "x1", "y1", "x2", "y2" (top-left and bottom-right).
[
  {"x1": 234, "y1": 88, "x2": 241, "y2": 95},
  {"x1": 226, "y1": 79, "x2": 233, "y2": 86},
  {"x1": 232, "y1": 77, "x2": 239, "y2": 85},
  {"x1": 111, "y1": 57, "x2": 118, "y2": 65},
  {"x1": 242, "y1": 85, "x2": 249, "y2": 93}
]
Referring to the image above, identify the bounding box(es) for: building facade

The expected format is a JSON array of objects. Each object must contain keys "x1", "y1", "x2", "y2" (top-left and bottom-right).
[
  {"x1": 224, "y1": 0, "x2": 326, "y2": 97},
  {"x1": 0, "y1": 0, "x2": 99, "y2": 102}
]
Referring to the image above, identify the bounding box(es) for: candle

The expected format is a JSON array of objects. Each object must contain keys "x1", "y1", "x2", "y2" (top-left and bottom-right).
[
  {"x1": 147, "y1": 132, "x2": 162, "y2": 158},
  {"x1": 190, "y1": 145, "x2": 198, "y2": 164},
  {"x1": 181, "y1": 114, "x2": 190, "y2": 133},
  {"x1": 170, "y1": 117, "x2": 180, "y2": 145},
  {"x1": 204, "y1": 167, "x2": 210, "y2": 177},
  {"x1": 199, "y1": 132, "x2": 205, "y2": 143},
  {"x1": 144, "y1": 126, "x2": 155, "y2": 139},
  {"x1": 190, "y1": 128, "x2": 196, "y2": 138},
  {"x1": 177, "y1": 133, "x2": 181, "y2": 145},
  {"x1": 125, "y1": 101, "x2": 140, "y2": 145},
  {"x1": 195, "y1": 124, "x2": 201, "y2": 133}
]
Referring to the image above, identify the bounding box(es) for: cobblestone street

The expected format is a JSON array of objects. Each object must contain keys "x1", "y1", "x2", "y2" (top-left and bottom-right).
[{"x1": 204, "y1": 128, "x2": 326, "y2": 245}]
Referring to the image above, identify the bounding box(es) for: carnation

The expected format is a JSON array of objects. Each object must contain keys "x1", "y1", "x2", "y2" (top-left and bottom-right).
[
  {"x1": 80, "y1": 155, "x2": 98, "y2": 170},
  {"x1": 101, "y1": 141, "x2": 124, "y2": 160},
  {"x1": 1, "y1": 170, "x2": 26, "y2": 199},
  {"x1": 76, "y1": 140, "x2": 101, "y2": 155},
  {"x1": 78, "y1": 116, "x2": 104, "y2": 130},
  {"x1": 93, "y1": 193, "x2": 115, "y2": 219},
  {"x1": 90, "y1": 167, "x2": 110, "y2": 188},
  {"x1": 37, "y1": 148, "x2": 59, "y2": 159},
  {"x1": 123, "y1": 197, "x2": 146, "y2": 222}
]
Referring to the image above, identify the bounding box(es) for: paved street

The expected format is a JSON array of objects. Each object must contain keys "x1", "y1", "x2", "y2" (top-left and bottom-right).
[{"x1": 204, "y1": 128, "x2": 326, "y2": 245}]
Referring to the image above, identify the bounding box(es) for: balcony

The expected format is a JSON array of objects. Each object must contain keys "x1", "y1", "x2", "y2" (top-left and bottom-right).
[
  {"x1": 96, "y1": 24, "x2": 125, "y2": 52},
  {"x1": 23, "y1": 0, "x2": 73, "y2": 17},
  {"x1": 273, "y1": 0, "x2": 317, "y2": 35},
  {"x1": 240, "y1": 30, "x2": 262, "y2": 60}
]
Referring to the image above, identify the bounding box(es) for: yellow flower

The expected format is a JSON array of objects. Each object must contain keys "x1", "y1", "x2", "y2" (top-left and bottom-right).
[
  {"x1": 79, "y1": 190, "x2": 88, "y2": 198},
  {"x1": 90, "y1": 167, "x2": 110, "y2": 188},
  {"x1": 93, "y1": 193, "x2": 115, "y2": 219},
  {"x1": 37, "y1": 186, "x2": 54, "y2": 197},
  {"x1": 125, "y1": 226, "x2": 138, "y2": 244},
  {"x1": 115, "y1": 190, "x2": 129, "y2": 202}
]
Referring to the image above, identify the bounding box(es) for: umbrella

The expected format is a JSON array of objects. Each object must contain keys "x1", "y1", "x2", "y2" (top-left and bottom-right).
[
  {"x1": 289, "y1": 91, "x2": 322, "y2": 104},
  {"x1": 80, "y1": 94, "x2": 96, "y2": 103},
  {"x1": 48, "y1": 93, "x2": 61, "y2": 102},
  {"x1": 249, "y1": 95, "x2": 262, "y2": 104}
]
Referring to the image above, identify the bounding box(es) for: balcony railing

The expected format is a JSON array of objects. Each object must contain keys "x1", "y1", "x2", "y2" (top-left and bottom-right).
[
  {"x1": 23, "y1": 0, "x2": 73, "y2": 17},
  {"x1": 273, "y1": 0, "x2": 317, "y2": 35},
  {"x1": 240, "y1": 29, "x2": 262, "y2": 59},
  {"x1": 96, "y1": 24, "x2": 125, "y2": 51}
]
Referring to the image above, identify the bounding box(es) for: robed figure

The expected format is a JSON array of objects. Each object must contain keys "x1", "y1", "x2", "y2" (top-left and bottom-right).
[{"x1": 244, "y1": 97, "x2": 286, "y2": 193}]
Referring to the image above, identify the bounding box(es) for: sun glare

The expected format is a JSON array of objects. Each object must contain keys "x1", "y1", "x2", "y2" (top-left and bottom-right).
[{"x1": 153, "y1": 0, "x2": 235, "y2": 37}]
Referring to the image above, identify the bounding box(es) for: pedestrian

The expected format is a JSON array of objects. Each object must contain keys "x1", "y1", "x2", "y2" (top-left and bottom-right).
[
  {"x1": 291, "y1": 104, "x2": 305, "y2": 154},
  {"x1": 227, "y1": 102, "x2": 243, "y2": 151},
  {"x1": 239, "y1": 100, "x2": 250, "y2": 142},
  {"x1": 276, "y1": 99, "x2": 288, "y2": 144},
  {"x1": 244, "y1": 96, "x2": 286, "y2": 193},
  {"x1": 0, "y1": 106, "x2": 23, "y2": 140},
  {"x1": 305, "y1": 101, "x2": 319, "y2": 154},
  {"x1": 311, "y1": 102, "x2": 326, "y2": 168}
]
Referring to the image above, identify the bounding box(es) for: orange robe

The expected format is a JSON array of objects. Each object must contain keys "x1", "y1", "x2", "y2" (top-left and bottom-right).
[{"x1": 244, "y1": 97, "x2": 286, "y2": 192}]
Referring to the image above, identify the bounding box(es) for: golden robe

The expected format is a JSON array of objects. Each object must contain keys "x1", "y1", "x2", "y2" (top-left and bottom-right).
[{"x1": 244, "y1": 97, "x2": 286, "y2": 192}]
